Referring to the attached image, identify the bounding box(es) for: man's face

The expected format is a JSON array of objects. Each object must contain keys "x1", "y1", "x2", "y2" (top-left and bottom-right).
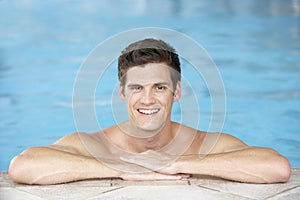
[{"x1": 120, "y1": 63, "x2": 181, "y2": 132}]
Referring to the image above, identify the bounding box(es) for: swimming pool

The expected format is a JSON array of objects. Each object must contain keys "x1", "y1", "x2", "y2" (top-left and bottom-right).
[{"x1": 0, "y1": 0, "x2": 299, "y2": 171}]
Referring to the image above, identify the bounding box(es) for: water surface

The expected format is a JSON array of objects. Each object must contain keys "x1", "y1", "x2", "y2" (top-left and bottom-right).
[{"x1": 0, "y1": 0, "x2": 299, "y2": 171}]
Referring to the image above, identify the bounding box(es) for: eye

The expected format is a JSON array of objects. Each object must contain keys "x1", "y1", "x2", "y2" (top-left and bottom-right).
[
  {"x1": 129, "y1": 85, "x2": 142, "y2": 91},
  {"x1": 155, "y1": 85, "x2": 167, "y2": 92}
]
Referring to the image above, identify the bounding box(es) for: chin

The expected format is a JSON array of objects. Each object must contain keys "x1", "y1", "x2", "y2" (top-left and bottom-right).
[
  {"x1": 130, "y1": 114, "x2": 168, "y2": 132},
  {"x1": 136, "y1": 122, "x2": 166, "y2": 132}
]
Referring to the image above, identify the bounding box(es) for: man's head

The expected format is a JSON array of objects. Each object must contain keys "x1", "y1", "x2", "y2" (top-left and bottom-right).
[
  {"x1": 117, "y1": 38, "x2": 182, "y2": 132},
  {"x1": 118, "y1": 38, "x2": 181, "y2": 91}
]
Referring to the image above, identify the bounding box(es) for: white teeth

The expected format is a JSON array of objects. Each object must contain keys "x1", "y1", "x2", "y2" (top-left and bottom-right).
[{"x1": 138, "y1": 109, "x2": 159, "y2": 115}]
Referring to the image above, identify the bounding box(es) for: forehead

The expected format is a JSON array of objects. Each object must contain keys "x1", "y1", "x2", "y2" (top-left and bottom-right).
[{"x1": 125, "y1": 63, "x2": 172, "y2": 85}]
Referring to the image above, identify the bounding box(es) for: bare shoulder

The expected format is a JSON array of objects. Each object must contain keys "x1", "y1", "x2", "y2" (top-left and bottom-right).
[
  {"x1": 203, "y1": 132, "x2": 248, "y2": 154},
  {"x1": 53, "y1": 126, "x2": 118, "y2": 156},
  {"x1": 54, "y1": 132, "x2": 89, "y2": 146},
  {"x1": 52, "y1": 132, "x2": 94, "y2": 156}
]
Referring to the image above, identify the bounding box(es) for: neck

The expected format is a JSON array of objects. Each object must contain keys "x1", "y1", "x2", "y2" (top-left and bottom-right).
[{"x1": 120, "y1": 120, "x2": 176, "y2": 153}]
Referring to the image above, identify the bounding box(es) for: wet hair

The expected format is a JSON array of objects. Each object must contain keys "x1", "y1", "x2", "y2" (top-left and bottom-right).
[{"x1": 118, "y1": 38, "x2": 181, "y2": 90}]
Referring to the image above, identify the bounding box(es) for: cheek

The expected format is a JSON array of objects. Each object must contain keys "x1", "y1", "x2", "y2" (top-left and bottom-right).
[
  {"x1": 158, "y1": 95, "x2": 174, "y2": 108},
  {"x1": 125, "y1": 93, "x2": 139, "y2": 106}
]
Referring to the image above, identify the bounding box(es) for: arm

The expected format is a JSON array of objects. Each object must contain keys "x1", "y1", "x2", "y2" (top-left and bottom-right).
[
  {"x1": 174, "y1": 147, "x2": 291, "y2": 183},
  {"x1": 175, "y1": 133, "x2": 291, "y2": 183},
  {"x1": 8, "y1": 132, "x2": 183, "y2": 184},
  {"x1": 121, "y1": 134, "x2": 291, "y2": 183},
  {"x1": 9, "y1": 146, "x2": 122, "y2": 185},
  {"x1": 8, "y1": 133, "x2": 121, "y2": 185}
]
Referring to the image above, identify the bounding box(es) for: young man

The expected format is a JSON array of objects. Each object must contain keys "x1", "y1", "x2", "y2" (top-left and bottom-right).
[{"x1": 8, "y1": 39, "x2": 291, "y2": 185}]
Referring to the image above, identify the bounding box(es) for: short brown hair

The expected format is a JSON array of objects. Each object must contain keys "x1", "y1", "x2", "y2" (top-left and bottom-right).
[{"x1": 118, "y1": 38, "x2": 181, "y2": 89}]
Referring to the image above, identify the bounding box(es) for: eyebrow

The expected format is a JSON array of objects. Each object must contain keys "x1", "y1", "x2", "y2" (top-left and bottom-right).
[
  {"x1": 127, "y1": 82, "x2": 171, "y2": 88},
  {"x1": 127, "y1": 83, "x2": 142, "y2": 88}
]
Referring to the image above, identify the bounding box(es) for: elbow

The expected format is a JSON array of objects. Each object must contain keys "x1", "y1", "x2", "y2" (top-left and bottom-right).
[
  {"x1": 251, "y1": 148, "x2": 291, "y2": 183},
  {"x1": 263, "y1": 148, "x2": 291, "y2": 183},
  {"x1": 8, "y1": 155, "x2": 25, "y2": 183},
  {"x1": 8, "y1": 154, "x2": 36, "y2": 185},
  {"x1": 273, "y1": 156, "x2": 291, "y2": 183}
]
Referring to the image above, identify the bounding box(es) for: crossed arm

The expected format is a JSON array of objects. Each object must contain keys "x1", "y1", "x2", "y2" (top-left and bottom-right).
[
  {"x1": 8, "y1": 132, "x2": 291, "y2": 185},
  {"x1": 122, "y1": 147, "x2": 291, "y2": 183}
]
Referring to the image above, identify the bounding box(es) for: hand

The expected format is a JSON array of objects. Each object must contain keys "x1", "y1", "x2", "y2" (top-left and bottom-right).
[
  {"x1": 120, "y1": 171, "x2": 185, "y2": 181},
  {"x1": 96, "y1": 153, "x2": 187, "y2": 181},
  {"x1": 120, "y1": 150, "x2": 180, "y2": 174},
  {"x1": 98, "y1": 150, "x2": 191, "y2": 181}
]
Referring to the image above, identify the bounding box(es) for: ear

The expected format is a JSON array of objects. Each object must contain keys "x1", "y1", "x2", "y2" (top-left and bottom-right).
[
  {"x1": 119, "y1": 83, "x2": 125, "y2": 100},
  {"x1": 173, "y1": 81, "x2": 181, "y2": 102}
]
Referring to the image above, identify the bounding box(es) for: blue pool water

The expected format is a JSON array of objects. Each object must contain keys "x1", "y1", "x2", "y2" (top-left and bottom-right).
[{"x1": 0, "y1": 0, "x2": 299, "y2": 171}]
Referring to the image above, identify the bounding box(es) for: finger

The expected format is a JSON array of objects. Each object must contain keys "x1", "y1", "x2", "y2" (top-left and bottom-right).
[
  {"x1": 151, "y1": 173, "x2": 183, "y2": 180},
  {"x1": 178, "y1": 173, "x2": 191, "y2": 179},
  {"x1": 121, "y1": 172, "x2": 183, "y2": 181}
]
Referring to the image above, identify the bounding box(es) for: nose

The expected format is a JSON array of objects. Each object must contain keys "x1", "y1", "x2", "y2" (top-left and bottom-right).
[{"x1": 140, "y1": 89, "x2": 155, "y2": 105}]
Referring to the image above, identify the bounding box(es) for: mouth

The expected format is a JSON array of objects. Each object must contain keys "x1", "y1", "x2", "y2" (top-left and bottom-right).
[{"x1": 137, "y1": 108, "x2": 160, "y2": 115}]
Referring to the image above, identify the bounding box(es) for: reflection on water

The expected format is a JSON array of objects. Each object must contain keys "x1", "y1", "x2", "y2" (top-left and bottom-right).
[{"x1": 0, "y1": 0, "x2": 299, "y2": 170}]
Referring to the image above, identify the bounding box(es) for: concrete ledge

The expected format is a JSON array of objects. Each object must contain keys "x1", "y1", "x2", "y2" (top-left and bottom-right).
[{"x1": 0, "y1": 169, "x2": 299, "y2": 200}]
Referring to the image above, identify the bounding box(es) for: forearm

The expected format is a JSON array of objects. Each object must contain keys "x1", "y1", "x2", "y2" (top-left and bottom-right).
[
  {"x1": 175, "y1": 147, "x2": 291, "y2": 183},
  {"x1": 9, "y1": 147, "x2": 121, "y2": 185}
]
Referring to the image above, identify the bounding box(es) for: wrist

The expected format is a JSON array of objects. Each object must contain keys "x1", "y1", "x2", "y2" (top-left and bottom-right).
[
  {"x1": 174, "y1": 155, "x2": 201, "y2": 174},
  {"x1": 94, "y1": 159, "x2": 123, "y2": 178},
  {"x1": 173, "y1": 156, "x2": 189, "y2": 174}
]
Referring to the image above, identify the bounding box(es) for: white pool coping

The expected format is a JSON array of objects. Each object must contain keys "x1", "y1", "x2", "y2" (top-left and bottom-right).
[{"x1": 1, "y1": 169, "x2": 299, "y2": 200}]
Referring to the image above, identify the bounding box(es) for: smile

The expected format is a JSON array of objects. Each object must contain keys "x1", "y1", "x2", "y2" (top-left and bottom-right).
[{"x1": 137, "y1": 108, "x2": 160, "y2": 115}]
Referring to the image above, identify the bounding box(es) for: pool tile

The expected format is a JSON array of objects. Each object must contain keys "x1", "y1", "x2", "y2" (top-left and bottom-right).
[
  {"x1": 287, "y1": 168, "x2": 300, "y2": 184},
  {"x1": 12, "y1": 180, "x2": 119, "y2": 200},
  {"x1": 1, "y1": 169, "x2": 299, "y2": 200},
  {"x1": 189, "y1": 169, "x2": 300, "y2": 199},
  {"x1": 267, "y1": 186, "x2": 300, "y2": 200},
  {"x1": 10, "y1": 184, "x2": 121, "y2": 200},
  {"x1": 0, "y1": 187, "x2": 43, "y2": 200},
  {"x1": 87, "y1": 185, "x2": 250, "y2": 200},
  {"x1": 0, "y1": 172, "x2": 14, "y2": 187},
  {"x1": 197, "y1": 182, "x2": 298, "y2": 199}
]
